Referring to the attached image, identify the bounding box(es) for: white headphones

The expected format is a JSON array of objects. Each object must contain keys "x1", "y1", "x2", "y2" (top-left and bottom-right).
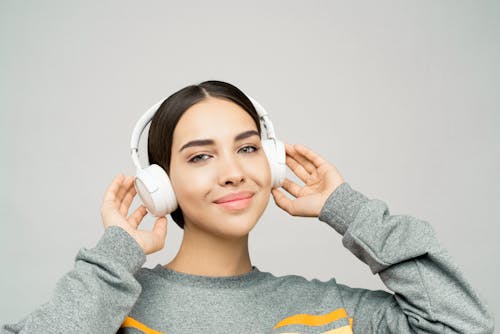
[{"x1": 130, "y1": 93, "x2": 286, "y2": 217}]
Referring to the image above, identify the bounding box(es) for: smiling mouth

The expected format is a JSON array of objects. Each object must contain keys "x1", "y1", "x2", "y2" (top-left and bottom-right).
[{"x1": 215, "y1": 195, "x2": 254, "y2": 210}]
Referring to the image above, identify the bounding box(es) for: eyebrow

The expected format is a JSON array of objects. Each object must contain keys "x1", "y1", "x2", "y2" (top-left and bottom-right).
[{"x1": 179, "y1": 130, "x2": 260, "y2": 153}]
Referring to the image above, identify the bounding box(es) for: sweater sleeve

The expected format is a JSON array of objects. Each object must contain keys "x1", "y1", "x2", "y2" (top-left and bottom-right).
[
  {"x1": 318, "y1": 182, "x2": 495, "y2": 334},
  {"x1": 1, "y1": 226, "x2": 146, "y2": 334}
]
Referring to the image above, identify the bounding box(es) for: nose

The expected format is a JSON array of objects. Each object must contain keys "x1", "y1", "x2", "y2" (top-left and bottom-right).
[{"x1": 218, "y1": 152, "x2": 245, "y2": 186}]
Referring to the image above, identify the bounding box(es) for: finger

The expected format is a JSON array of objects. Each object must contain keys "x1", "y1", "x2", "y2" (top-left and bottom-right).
[
  {"x1": 127, "y1": 205, "x2": 148, "y2": 228},
  {"x1": 152, "y1": 217, "x2": 168, "y2": 241},
  {"x1": 294, "y1": 144, "x2": 328, "y2": 170},
  {"x1": 286, "y1": 143, "x2": 313, "y2": 176},
  {"x1": 281, "y1": 178, "x2": 303, "y2": 198},
  {"x1": 120, "y1": 183, "x2": 137, "y2": 217},
  {"x1": 286, "y1": 155, "x2": 311, "y2": 184},
  {"x1": 116, "y1": 175, "x2": 135, "y2": 204},
  {"x1": 102, "y1": 173, "x2": 125, "y2": 205},
  {"x1": 271, "y1": 188, "x2": 297, "y2": 216},
  {"x1": 287, "y1": 144, "x2": 316, "y2": 175}
]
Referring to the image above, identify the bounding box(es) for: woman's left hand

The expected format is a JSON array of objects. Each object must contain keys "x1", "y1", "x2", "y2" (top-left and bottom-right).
[{"x1": 271, "y1": 143, "x2": 346, "y2": 218}]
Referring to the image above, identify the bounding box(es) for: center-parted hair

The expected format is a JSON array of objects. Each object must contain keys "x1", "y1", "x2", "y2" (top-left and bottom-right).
[{"x1": 147, "y1": 80, "x2": 262, "y2": 230}]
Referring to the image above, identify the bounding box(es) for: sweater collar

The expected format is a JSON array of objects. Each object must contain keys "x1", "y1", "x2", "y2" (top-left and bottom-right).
[{"x1": 151, "y1": 264, "x2": 267, "y2": 289}]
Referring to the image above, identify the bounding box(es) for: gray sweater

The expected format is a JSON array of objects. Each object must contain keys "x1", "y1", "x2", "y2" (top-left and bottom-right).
[{"x1": 1, "y1": 182, "x2": 494, "y2": 333}]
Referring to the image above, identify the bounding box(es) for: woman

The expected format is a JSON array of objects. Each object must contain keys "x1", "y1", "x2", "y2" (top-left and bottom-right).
[{"x1": 1, "y1": 80, "x2": 494, "y2": 333}]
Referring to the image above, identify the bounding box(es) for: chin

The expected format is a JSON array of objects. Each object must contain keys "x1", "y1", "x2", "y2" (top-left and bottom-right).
[
  {"x1": 208, "y1": 202, "x2": 264, "y2": 238},
  {"x1": 210, "y1": 210, "x2": 258, "y2": 237}
]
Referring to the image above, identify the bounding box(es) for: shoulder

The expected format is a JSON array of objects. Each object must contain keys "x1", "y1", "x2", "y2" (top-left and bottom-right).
[
  {"x1": 133, "y1": 266, "x2": 164, "y2": 289},
  {"x1": 259, "y1": 269, "x2": 343, "y2": 295},
  {"x1": 262, "y1": 269, "x2": 393, "y2": 303}
]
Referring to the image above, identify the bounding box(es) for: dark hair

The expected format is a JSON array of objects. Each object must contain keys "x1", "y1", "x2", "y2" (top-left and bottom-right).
[{"x1": 147, "y1": 80, "x2": 262, "y2": 230}]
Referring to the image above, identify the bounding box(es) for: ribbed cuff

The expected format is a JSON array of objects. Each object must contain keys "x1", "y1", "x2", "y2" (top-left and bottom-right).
[
  {"x1": 318, "y1": 182, "x2": 369, "y2": 235},
  {"x1": 92, "y1": 226, "x2": 146, "y2": 274}
]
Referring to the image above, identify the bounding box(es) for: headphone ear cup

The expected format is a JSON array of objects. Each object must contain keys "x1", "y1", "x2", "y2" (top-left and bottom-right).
[
  {"x1": 134, "y1": 164, "x2": 178, "y2": 217},
  {"x1": 261, "y1": 139, "x2": 286, "y2": 188}
]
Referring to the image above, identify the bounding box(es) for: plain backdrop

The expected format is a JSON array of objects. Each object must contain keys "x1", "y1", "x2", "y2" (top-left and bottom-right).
[{"x1": 1, "y1": 0, "x2": 499, "y2": 326}]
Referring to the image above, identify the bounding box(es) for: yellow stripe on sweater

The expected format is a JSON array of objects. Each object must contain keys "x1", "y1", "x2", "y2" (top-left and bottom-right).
[
  {"x1": 273, "y1": 308, "x2": 349, "y2": 329},
  {"x1": 121, "y1": 316, "x2": 165, "y2": 334}
]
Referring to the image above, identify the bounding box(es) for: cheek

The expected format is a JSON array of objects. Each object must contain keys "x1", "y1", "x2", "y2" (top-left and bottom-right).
[
  {"x1": 262, "y1": 155, "x2": 271, "y2": 181},
  {"x1": 171, "y1": 165, "x2": 212, "y2": 203},
  {"x1": 251, "y1": 155, "x2": 273, "y2": 189}
]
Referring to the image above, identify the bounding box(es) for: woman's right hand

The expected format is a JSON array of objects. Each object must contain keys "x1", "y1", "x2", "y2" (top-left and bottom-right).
[{"x1": 100, "y1": 173, "x2": 168, "y2": 255}]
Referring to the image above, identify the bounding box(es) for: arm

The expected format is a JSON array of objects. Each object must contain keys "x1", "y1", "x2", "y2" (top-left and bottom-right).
[
  {"x1": 1, "y1": 226, "x2": 146, "y2": 334},
  {"x1": 318, "y1": 182, "x2": 495, "y2": 333}
]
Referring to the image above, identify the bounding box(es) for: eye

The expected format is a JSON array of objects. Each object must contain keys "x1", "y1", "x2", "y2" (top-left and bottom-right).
[
  {"x1": 187, "y1": 145, "x2": 260, "y2": 164},
  {"x1": 239, "y1": 145, "x2": 259, "y2": 154},
  {"x1": 188, "y1": 153, "x2": 211, "y2": 163}
]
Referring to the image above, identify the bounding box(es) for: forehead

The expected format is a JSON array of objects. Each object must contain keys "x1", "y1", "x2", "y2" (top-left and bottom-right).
[{"x1": 172, "y1": 97, "x2": 258, "y2": 149}]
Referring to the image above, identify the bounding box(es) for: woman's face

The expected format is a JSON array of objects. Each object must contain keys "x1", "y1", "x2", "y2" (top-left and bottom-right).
[{"x1": 169, "y1": 96, "x2": 272, "y2": 239}]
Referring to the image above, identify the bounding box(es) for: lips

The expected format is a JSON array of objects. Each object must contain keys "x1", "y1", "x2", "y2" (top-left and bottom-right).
[{"x1": 214, "y1": 191, "x2": 255, "y2": 204}]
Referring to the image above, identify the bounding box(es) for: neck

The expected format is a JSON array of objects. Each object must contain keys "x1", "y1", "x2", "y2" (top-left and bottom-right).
[{"x1": 164, "y1": 221, "x2": 253, "y2": 277}]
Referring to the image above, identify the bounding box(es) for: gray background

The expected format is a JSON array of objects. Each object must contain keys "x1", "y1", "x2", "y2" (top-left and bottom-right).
[{"x1": 1, "y1": 0, "x2": 499, "y2": 326}]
